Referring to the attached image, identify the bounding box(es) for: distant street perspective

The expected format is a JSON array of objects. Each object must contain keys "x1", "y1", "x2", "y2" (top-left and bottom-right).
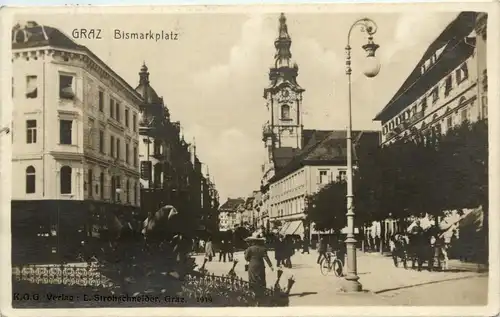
[{"x1": 8, "y1": 8, "x2": 489, "y2": 308}]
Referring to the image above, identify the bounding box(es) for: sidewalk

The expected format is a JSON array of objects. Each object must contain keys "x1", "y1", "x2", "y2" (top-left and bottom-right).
[{"x1": 194, "y1": 250, "x2": 488, "y2": 306}]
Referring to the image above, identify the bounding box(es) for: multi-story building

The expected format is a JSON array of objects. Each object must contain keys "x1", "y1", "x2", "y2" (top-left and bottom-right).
[
  {"x1": 259, "y1": 14, "x2": 379, "y2": 242},
  {"x1": 371, "y1": 11, "x2": 487, "y2": 246},
  {"x1": 374, "y1": 12, "x2": 485, "y2": 145},
  {"x1": 218, "y1": 198, "x2": 245, "y2": 232},
  {"x1": 11, "y1": 21, "x2": 142, "y2": 259},
  {"x1": 136, "y1": 64, "x2": 218, "y2": 231}
]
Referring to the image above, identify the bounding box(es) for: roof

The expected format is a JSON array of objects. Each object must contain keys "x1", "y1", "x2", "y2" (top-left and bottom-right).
[
  {"x1": 374, "y1": 11, "x2": 477, "y2": 122},
  {"x1": 12, "y1": 21, "x2": 143, "y2": 103},
  {"x1": 269, "y1": 130, "x2": 380, "y2": 183},
  {"x1": 219, "y1": 198, "x2": 245, "y2": 213}
]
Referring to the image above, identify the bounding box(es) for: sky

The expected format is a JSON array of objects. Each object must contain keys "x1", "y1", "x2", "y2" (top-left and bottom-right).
[{"x1": 16, "y1": 8, "x2": 459, "y2": 203}]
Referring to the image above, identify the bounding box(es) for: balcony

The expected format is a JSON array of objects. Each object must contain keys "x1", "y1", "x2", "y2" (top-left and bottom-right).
[{"x1": 262, "y1": 123, "x2": 274, "y2": 142}]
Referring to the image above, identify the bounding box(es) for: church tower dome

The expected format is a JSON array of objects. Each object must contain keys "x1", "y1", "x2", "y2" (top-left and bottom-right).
[{"x1": 135, "y1": 62, "x2": 162, "y2": 105}]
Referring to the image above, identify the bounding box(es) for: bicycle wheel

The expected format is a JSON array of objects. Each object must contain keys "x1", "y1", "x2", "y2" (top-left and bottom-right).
[
  {"x1": 320, "y1": 258, "x2": 330, "y2": 276},
  {"x1": 332, "y1": 258, "x2": 343, "y2": 277}
]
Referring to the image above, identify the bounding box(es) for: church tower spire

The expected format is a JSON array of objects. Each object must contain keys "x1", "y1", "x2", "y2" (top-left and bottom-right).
[
  {"x1": 139, "y1": 62, "x2": 150, "y2": 85},
  {"x1": 274, "y1": 13, "x2": 292, "y2": 68}
]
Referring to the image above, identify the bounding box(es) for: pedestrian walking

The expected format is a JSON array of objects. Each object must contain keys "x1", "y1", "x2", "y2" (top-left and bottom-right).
[
  {"x1": 244, "y1": 232, "x2": 274, "y2": 306},
  {"x1": 301, "y1": 237, "x2": 310, "y2": 254},
  {"x1": 204, "y1": 237, "x2": 215, "y2": 261},
  {"x1": 284, "y1": 236, "x2": 295, "y2": 268},
  {"x1": 317, "y1": 235, "x2": 327, "y2": 264},
  {"x1": 274, "y1": 235, "x2": 284, "y2": 267},
  {"x1": 219, "y1": 240, "x2": 227, "y2": 262},
  {"x1": 227, "y1": 238, "x2": 234, "y2": 261}
]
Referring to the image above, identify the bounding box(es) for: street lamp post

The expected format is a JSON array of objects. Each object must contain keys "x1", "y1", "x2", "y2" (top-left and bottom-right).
[{"x1": 344, "y1": 18, "x2": 380, "y2": 292}]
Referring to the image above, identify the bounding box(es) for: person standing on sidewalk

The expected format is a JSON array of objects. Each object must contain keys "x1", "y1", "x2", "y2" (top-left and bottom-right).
[{"x1": 301, "y1": 237, "x2": 310, "y2": 254}]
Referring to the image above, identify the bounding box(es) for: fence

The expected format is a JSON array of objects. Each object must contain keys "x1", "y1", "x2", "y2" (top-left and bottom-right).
[{"x1": 12, "y1": 262, "x2": 112, "y2": 288}]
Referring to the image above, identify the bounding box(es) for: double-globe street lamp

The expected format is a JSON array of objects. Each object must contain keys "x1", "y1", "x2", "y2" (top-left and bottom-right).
[{"x1": 344, "y1": 18, "x2": 380, "y2": 292}]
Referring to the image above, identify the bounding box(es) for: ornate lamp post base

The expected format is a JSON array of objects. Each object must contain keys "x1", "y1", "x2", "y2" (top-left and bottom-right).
[{"x1": 343, "y1": 236, "x2": 363, "y2": 292}]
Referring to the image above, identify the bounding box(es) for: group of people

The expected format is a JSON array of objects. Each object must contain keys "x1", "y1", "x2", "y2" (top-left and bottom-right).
[
  {"x1": 390, "y1": 220, "x2": 454, "y2": 271},
  {"x1": 202, "y1": 238, "x2": 234, "y2": 262},
  {"x1": 273, "y1": 235, "x2": 297, "y2": 268}
]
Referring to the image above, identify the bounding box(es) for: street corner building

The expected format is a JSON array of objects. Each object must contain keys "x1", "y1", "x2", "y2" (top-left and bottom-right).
[
  {"x1": 136, "y1": 62, "x2": 220, "y2": 235},
  {"x1": 9, "y1": 21, "x2": 221, "y2": 264},
  {"x1": 256, "y1": 13, "x2": 380, "y2": 242}
]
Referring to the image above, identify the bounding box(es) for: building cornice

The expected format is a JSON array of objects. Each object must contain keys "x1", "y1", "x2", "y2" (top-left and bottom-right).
[
  {"x1": 50, "y1": 151, "x2": 84, "y2": 161},
  {"x1": 13, "y1": 46, "x2": 144, "y2": 107}
]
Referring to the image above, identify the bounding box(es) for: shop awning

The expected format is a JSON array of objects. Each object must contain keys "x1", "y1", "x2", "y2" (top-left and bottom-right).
[
  {"x1": 279, "y1": 222, "x2": 291, "y2": 235},
  {"x1": 285, "y1": 220, "x2": 303, "y2": 236}
]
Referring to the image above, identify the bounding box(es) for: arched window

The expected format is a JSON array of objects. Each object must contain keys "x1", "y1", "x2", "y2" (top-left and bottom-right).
[
  {"x1": 26, "y1": 166, "x2": 36, "y2": 194},
  {"x1": 281, "y1": 104, "x2": 290, "y2": 120},
  {"x1": 60, "y1": 166, "x2": 72, "y2": 194}
]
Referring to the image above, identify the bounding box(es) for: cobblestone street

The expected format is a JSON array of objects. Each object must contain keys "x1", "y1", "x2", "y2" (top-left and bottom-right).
[{"x1": 194, "y1": 250, "x2": 488, "y2": 306}]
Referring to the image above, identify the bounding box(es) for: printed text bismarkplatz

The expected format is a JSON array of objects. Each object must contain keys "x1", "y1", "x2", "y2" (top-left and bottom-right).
[{"x1": 71, "y1": 28, "x2": 179, "y2": 41}]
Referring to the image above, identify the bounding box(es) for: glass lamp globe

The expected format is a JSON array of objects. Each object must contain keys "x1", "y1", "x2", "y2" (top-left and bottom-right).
[
  {"x1": 362, "y1": 39, "x2": 381, "y2": 78},
  {"x1": 363, "y1": 55, "x2": 381, "y2": 78}
]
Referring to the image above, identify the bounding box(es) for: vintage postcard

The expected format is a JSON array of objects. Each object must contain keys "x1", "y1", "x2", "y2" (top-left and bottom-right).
[{"x1": 0, "y1": 2, "x2": 498, "y2": 316}]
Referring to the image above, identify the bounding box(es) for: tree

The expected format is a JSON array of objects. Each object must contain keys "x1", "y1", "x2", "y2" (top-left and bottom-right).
[{"x1": 306, "y1": 181, "x2": 347, "y2": 232}]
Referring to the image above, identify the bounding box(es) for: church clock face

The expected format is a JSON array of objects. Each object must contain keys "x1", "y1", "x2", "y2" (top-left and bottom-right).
[{"x1": 277, "y1": 88, "x2": 296, "y2": 103}]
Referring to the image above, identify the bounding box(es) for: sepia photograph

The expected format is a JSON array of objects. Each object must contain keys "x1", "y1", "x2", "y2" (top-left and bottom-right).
[{"x1": 1, "y1": 3, "x2": 497, "y2": 314}]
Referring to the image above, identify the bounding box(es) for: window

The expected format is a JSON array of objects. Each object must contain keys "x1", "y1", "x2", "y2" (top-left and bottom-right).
[
  {"x1": 461, "y1": 108, "x2": 469, "y2": 122},
  {"x1": 98, "y1": 91, "x2": 104, "y2": 112},
  {"x1": 100, "y1": 172, "x2": 105, "y2": 198},
  {"x1": 444, "y1": 75, "x2": 452, "y2": 96},
  {"x1": 59, "y1": 120, "x2": 73, "y2": 145},
  {"x1": 456, "y1": 63, "x2": 469, "y2": 84},
  {"x1": 88, "y1": 169, "x2": 93, "y2": 197},
  {"x1": 110, "y1": 98, "x2": 115, "y2": 118},
  {"x1": 116, "y1": 139, "x2": 121, "y2": 160},
  {"x1": 26, "y1": 166, "x2": 35, "y2": 194},
  {"x1": 110, "y1": 136, "x2": 115, "y2": 157},
  {"x1": 125, "y1": 109, "x2": 129, "y2": 127},
  {"x1": 318, "y1": 170, "x2": 328, "y2": 184},
  {"x1": 446, "y1": 116, "x2": 453, "y2": 129},
  {"x1": 125, "y1": 143, "x2": 130, "y2": 163},
  {"x1": 59, "y1": 75, "x2": 75, "y2": 99},
  {"x1": 133, "y1": 147, "x2": 138, "y2": 166},
  {"x1": 338, "y1": 170, "x2": 347, "y2": 182},
  {"x1": 431, "y1": 87, "x2": 439, "y2": 104},
  {"x1": 135, "y1": 182, "x2": 139, "y2": 205},
  {"x1": 60, "y1": 166, "x2": 72, "y2": 194},
  {"x1": 116, "y1": 102, "x2": 121, "y2": 122},
  {"x1": 281, "y1": 104, "x2": 290, "y2": 120},
  {"x1": 133, "y1": 114, "x2": 137, "y2": 132},
  {"x1": 26, "y1": 75, "x2": 38, "y2": 98},
  {"x1": 26, "y1": 120, "x2": 37, "y2": 144},
  {"x1": 99, "y1": 130, "x2": 104, "y2": 153}
]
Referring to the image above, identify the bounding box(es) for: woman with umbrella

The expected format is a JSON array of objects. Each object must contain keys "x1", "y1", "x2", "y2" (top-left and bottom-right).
[{"x1": 244, "y1": 232, "x2": 274, "y2": 306}]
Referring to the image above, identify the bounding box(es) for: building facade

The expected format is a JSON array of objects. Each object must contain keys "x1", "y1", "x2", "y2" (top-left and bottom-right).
[
  {"x1": 371, "y1": 11, "x2": 488, "y2": 247},
  {"x1": 374, "y1": 12, "x2": 486, "y2": 145},
  {"x1": 11, "y1": 21, "x2": 142, "y2": 261},
  {"x1": 218, "y1": 198, "x2": 245, "y2": 231}
]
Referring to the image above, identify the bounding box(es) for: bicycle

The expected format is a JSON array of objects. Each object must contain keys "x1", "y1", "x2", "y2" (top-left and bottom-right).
[{"x1": 319, "y1": 251, "x2": 344, "y2": 277}]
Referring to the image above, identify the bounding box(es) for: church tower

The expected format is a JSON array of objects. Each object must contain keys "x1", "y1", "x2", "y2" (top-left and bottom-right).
[{"x1": 262, "y1": 13, "x2": 305, "y2": 166}]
